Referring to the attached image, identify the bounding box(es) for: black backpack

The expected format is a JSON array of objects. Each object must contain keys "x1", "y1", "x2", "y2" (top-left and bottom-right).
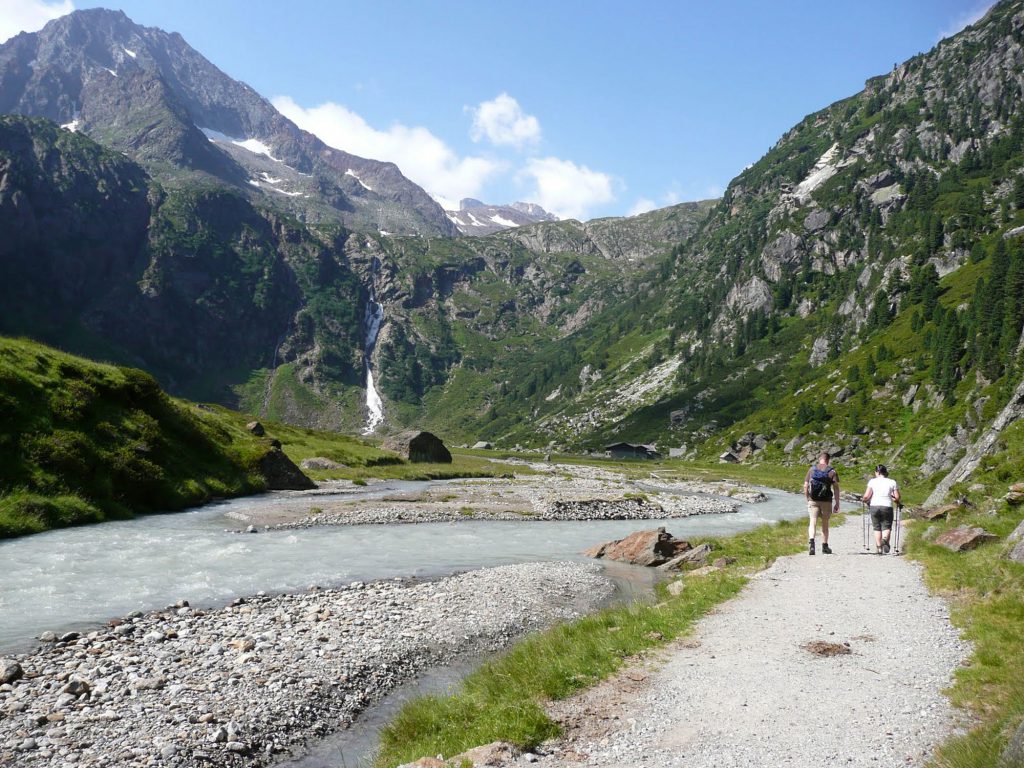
[{"x1": 809, "y1": 466, "x2": 834, "y2": 501}]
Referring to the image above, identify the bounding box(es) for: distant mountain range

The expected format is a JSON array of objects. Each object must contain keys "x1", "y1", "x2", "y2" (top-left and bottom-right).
[{"x1": 445, "y1": 199, "x2": 558, "y2": 236}]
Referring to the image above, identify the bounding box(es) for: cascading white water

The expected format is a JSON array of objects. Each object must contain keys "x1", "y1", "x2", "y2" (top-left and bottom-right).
[{"x1": 362, "y1": 286, "x2": 385, "y2": 435}]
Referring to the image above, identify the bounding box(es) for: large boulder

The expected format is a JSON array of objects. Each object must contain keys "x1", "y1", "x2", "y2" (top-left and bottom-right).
[
  {"x1": 257, "y1": 448, "x2": 316, "y2": 490},
  {"x1": 1006, "y1": 483, "x2": 1024, "y2": 505},
  {"x1": 383, "y1": 431, "x2": 452, "y2": 463},
  {"x1": 451, "y1": 742, "x2": 519, "y2": 767},
  {"x1": 1005, "y1": 518, "x2": 1024, "y2": 565},
  {"x1": 920, "y1": 503, "x2": 962, "y2": 521},
  {"x1": 933, "y1": 526, "x2": 998, "y2": 553},
  {"x1": 299, "y1": 457, "x2": 346, "y2": 471},
  {"x1": 246, "y1": 421, "x2": 265, "y2": 437},
  {"x1": 658, "y1": 542, "x2": 713, "y2": 570},
  {"x1": 584, "y1": 527, "x2": 691, "y2": 567},
  {"x1": 1000, "y1": 718, "x2": 1024, "y2": 768},
  {"x1": 472, "y1": 441, "x2": 493, "y2": 450}
]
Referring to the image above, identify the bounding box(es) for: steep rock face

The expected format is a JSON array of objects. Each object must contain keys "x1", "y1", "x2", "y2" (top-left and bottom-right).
[
  {"x1": 0, "y1": 8, "x2": 456, "y2": 237},
  {"x1": 0, "y1": 116, "x2": 364, "y2": 406},
  {"x1": 0, "y1": 116, "x2": 151, "y2": 335},
  {"x1": 925, "y1": 374, "x2": 1024, "y2": 505},
  {"x1": 495, "y1": 200, "x2": 716, "y2": 263}
]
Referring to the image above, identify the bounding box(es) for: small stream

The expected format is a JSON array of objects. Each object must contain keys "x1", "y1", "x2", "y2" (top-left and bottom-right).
[{"x1": 0, "y1": 482, "x2": 804, "y2": 651}]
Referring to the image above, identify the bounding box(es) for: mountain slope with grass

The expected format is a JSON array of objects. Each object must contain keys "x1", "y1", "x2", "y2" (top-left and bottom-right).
[
  {"x1": 0, "y1": 336, "x2": 405, "y2": 539},
  {"x1": 438, "y1": 0, "x2": 1024, "y2": 501}
]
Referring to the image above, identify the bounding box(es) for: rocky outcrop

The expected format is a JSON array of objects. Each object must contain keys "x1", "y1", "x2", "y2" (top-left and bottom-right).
[
  {"x1": 1000, "y1": 718, "x2": 1024, "y2": 768},
  {"x1": 1006, "y1": 518, "x2": 1024, "y2": 565},
  {"x1": 925, "y1": 376, "x2": 1024, "y2": 506},
  {"x1": 584, "y1": 527, "x2": 691, "y2": 567},
  {"x1": 299, "y1": 457, "x2": 346, "y2": 471},
  {"x1": 257, "y1": 447, "x2": 316, "y2": 490},
  {"x1": 933, "y1": 526, "x2": 998, "y2": 552},
  {"x1": 382, "y1": 431, "x2": 452, "y2": 463},
  {"x1": 658, "y1": 542, "x2": 713, "y2": 570}
]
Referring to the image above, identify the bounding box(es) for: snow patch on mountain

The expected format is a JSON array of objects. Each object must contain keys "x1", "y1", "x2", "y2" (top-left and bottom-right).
[
  {"x1": 233, "y1": 138, "x2": 279, "y2": 162},
  {"x1": 345, "y1": 169, "x2": 373, "y2": 191}
]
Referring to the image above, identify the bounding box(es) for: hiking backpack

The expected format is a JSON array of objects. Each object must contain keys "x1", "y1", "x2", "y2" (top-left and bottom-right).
[{"x1": 809, "y1": 466, "x2": 834, "y2": 501}]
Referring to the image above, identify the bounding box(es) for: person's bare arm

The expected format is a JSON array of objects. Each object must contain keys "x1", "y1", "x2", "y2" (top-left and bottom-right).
[
  {"x1": 831, "y1": 472, "x2": 841, "y2": 512},
  {"x1": 863, "y1": 485, "x2": 873, "y2": 503}
]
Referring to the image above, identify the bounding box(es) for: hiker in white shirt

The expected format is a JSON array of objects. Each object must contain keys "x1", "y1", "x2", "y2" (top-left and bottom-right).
[{"x1": 862, "y1": 464, "x2": 901, "y2": 554}]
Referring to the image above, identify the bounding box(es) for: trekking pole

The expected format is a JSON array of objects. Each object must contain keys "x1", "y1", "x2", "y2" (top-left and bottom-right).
[
  {"x1": 892, "y1": 504, "x2": 902, "y2": 555},
  {"x1": 862, "y1": 500, "x2": 870, "y2": 552}
]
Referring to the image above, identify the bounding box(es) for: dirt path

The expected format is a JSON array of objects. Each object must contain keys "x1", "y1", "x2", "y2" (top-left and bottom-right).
[{"x1": 541, "y1": 518, "x2": 970, "y2": 768}]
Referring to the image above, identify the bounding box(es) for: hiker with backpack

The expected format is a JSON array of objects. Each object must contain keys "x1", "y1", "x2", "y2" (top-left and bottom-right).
[
  {"x1": 862, "y1": 464, "x2": 901, "y2": 554},
  {"x1": 804, "y1": 452, "x2": 840, "y2": 555}
]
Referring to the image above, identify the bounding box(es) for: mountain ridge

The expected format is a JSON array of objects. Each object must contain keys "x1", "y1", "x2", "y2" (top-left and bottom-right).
[
  {"x1": 2, "y1": 2, "x2": 1024, "y2": 502},
  {"x1": 0, "y1": 8, "x2": 458, "y2": 236}
]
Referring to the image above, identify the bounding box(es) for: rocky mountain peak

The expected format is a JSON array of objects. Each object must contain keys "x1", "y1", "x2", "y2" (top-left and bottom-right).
[
  {"x1": 446, "y1": 199, "x2": 558, "y2": 235},
  {"x1": 0, "y1": 8, "x2": 457, "y2": 237}
]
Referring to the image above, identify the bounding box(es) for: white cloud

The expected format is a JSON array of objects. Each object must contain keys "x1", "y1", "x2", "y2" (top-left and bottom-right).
[
  {"x1": 469, "y1": 93, "x2": 541, "y2": 149},
  {"x1": 627, "y1": 198, "x2": 657, "y2": 217},
  {"x1": 273, "y1": 95, "x2": 502, "y2": 206},
  {"x1": 520, "y1": 157, "x2": 615, "y2": 220},
  {"x1": 0, "y1": 0, "x2": 73, "y2": 43},
  {"x1": 937, "y1": 2, "x2": 994, "y2": 41}
]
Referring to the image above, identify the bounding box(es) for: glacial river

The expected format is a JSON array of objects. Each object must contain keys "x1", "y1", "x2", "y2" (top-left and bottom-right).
[{"x1": 0, "y1": 481, "x2": 805, "y2": 651}]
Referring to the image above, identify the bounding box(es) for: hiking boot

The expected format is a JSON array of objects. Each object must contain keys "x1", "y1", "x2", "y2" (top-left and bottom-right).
[
  {"x1": 821, "y1": 543, "x2": 833, "y2": 555},
  {"x1": 809, "y1": 539, "x2": 815, "y2": 556},
  {"x1": 882, "y1": 541, "x2": 890, "y2": 554}
]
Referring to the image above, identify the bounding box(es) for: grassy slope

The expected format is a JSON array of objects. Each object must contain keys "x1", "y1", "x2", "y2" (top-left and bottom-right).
[{"x1": 0, "y1": 336, "x2": 494, "y2": 538}]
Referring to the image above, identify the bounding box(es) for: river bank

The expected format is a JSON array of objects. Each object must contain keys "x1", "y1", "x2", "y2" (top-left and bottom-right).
[
  {"x1": 0, "y1": 562, "x2": 612, "y2": 768},
  {"x1": 227, "y1": 463, "x2": 758, "y2": 530}
]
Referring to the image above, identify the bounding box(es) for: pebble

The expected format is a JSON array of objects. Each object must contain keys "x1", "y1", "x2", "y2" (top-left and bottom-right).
[{"x1": 0, "y1": 562, "x2": 610, "y2": 768}]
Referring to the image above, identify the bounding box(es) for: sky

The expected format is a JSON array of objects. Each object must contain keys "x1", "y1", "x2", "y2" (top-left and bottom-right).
[{"x1": 0, "y1": 0, "x2": 997, "y2": 220}]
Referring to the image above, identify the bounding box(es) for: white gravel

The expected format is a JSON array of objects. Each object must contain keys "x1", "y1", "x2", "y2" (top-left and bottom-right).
[{"x1": 541, "y1": 518, "x2": 971, "y2": 767}]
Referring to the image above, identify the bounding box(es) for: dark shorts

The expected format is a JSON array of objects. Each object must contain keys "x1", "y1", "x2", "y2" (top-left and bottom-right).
[{"x1": 869, "y1": 505, "x2": 894, "y2": 531}]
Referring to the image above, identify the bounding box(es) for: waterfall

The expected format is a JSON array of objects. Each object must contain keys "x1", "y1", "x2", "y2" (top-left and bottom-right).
[{"x1": 362, "y1": 283, "x2": 385, "y2": 435}]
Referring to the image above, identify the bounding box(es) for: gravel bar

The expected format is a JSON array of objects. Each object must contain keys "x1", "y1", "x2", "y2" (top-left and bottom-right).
[
  {"x1": 267, "y1": 497, "x2": 738, "y2": 531},
  {"x1": 0, "y1": 562, "x2": 612, "y2": 767}
]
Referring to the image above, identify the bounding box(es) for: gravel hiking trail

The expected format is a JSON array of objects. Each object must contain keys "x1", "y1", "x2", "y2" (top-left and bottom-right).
[{"x1": 542, "y1": 517, "x2": 970, "y2": 768}]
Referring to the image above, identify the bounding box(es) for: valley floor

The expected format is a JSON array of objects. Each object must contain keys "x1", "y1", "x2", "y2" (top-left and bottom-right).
[{"x1": 534, "y1": 518, "x2": 969, "y2": 768}]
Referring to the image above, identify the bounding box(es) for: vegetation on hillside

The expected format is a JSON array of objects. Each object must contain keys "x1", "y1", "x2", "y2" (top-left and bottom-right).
[{"x1": 0, "y1": 336, "x2": 431, "y2": 538}]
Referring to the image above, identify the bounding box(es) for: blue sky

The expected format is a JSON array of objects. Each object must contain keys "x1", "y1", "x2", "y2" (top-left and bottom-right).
[{"x1": 1, "y1": 0, "x2": 996, "y2": 219}]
